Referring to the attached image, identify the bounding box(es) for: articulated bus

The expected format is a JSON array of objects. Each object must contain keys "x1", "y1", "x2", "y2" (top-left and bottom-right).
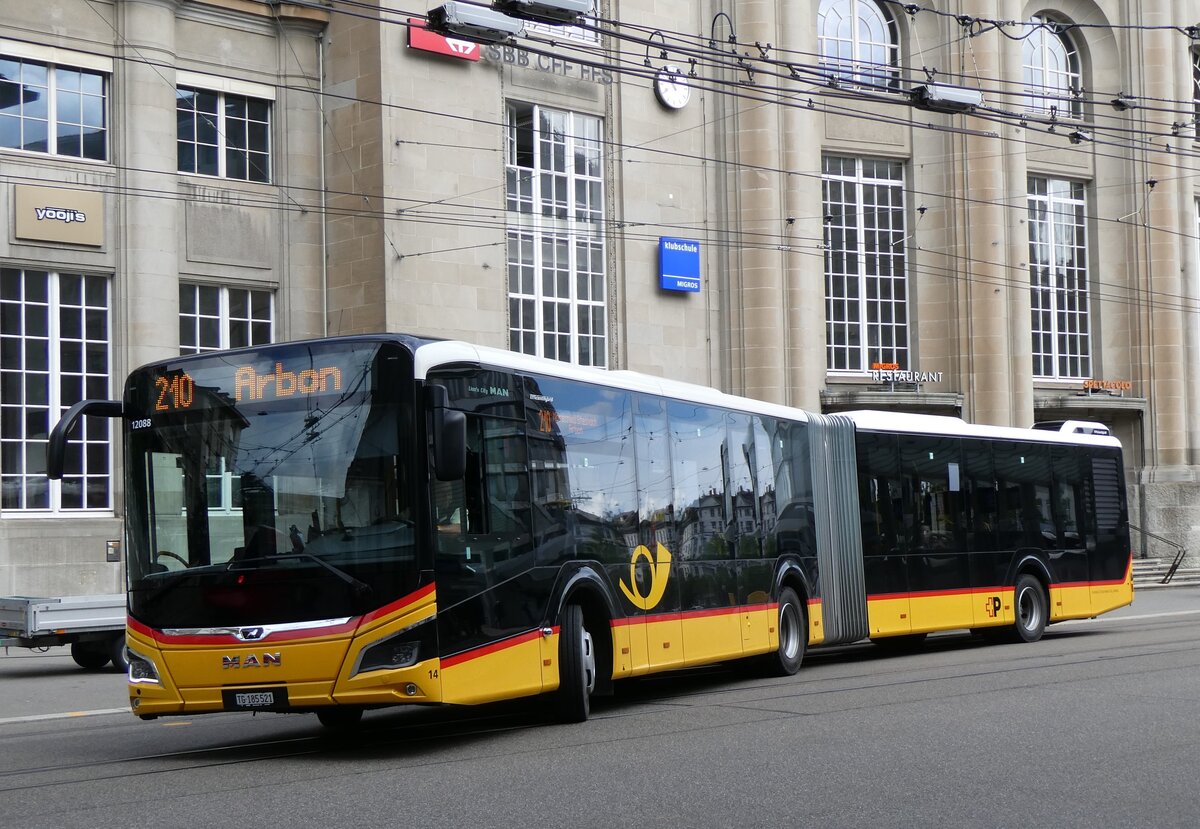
[{"x1": 48, "y1": 334, "x2": 1133, "y2": 728}]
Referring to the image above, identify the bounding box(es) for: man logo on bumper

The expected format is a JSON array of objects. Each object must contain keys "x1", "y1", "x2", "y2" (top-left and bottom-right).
[{"x1": 222, "y1": 653, "x2": 281, "y2": 669}]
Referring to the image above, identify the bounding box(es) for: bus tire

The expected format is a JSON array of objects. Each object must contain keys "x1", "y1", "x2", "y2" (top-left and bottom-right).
[
  {"x1": 1012, "y1": 574, "x2": 1048, "y2": 643},
  {"x1": 317, "y1": 706, "x2": 364, "y2": 731},
  {"x1": 109, "y1": 634, "x2": 130, "y2": 673},
  {"x1": 70, "y1": 641, "x2": 110, "y2": 670},
  {"x1": 767, "y1": 587, "x2": 806, "y2": 676},
  {"x1": 554, "y1": 603, "x2": 596, "y2": 723}
]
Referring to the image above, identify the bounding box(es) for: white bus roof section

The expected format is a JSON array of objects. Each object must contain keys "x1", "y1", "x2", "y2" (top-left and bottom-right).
[
  {"x1": 841, "y1": 410, "x2": 1123, "y2": 448},
  {"x1": 413, "y1": 340, "x2": 810, "y2": 423}
]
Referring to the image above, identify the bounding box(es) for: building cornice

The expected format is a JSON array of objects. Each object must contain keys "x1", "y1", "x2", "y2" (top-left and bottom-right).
[{"x1": 189, "y1": 0, "x2": 329, "y2": 25}]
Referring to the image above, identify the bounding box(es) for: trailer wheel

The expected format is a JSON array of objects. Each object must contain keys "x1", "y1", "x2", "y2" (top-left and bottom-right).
[
  {"x1": 109, "y1": 635, "x2": 129, "y2": 673},
  {"x1": 70, "y1": 641, "x2": 110, "y2": 670}
]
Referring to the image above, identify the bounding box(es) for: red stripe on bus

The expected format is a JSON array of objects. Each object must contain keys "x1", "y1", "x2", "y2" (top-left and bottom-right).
[
  {"x1": 359, "y1": 582, "x2": 437, "y2": 626},
  {"x1": 129, "y1": 582, "x2": 436, "y2": 645},
  {"x1": 440, "y1": 629, "x2": 545, "y2": 669},
  {"x1": 611, "y1": 602, "x2": 789, "y2": 627},
  {"x1": 868, "y1": 576, "x2": 1129, "y2": 603}
]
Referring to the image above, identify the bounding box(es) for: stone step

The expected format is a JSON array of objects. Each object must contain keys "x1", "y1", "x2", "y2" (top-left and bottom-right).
[{"x1": 1133, "y1": 557, "x2": 1200, "y2": 588}]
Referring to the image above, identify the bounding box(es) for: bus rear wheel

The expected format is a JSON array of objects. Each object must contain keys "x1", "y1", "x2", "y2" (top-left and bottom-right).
[
  {"x1": 767, "y1": 587, "x2": 806, "y2": 676},
  {"x1": 554, "y1": 603, "x2": 596, "y2": 723},
  {"x1": 1012, "y1": 574, "x2": 1048, "y2": 643}
]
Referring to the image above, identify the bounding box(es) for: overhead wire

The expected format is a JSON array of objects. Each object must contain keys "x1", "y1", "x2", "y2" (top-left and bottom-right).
[{"x1": 8, "y1": 0, "x2": 1200, "y2": 319}]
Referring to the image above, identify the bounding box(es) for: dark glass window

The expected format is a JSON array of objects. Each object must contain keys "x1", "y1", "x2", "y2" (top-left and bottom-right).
[
  {"x1": 669, "y1": 400, "x2": 729, "y2": 561},
  {"x1": 961, "y1": 438, "x2": 998, "y2": 553},
  {"x1": 899, "y1": 435, "x2": 964, "y2": 553},
  {"x1": 993, "y1": 441, "x2": 1054, "y2": 549},
  {"x1": 524, "y1": 374, "x2": 635, "y2": 566},
  {"x1": 177, "y1": 85, "x2": 270, "y2": 182}
]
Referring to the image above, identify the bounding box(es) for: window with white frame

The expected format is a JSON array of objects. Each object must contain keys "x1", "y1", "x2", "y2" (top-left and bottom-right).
[
  {"x1": 817, "y1": 0, "x2": 899, "y2": 90},
  {"x1": 178, "y1": 284, "x2": 272, "y2": 511},
  {"x1": 1028, "y1": 177, "x2": 1090, "y2": 379},
  {"x1": 1022, "y1": 16, "x2": 1080, "y2": 116},
  {"x1": 0, "y1": 53, "x2": 107, "y2": 160},
  {"x1": 1, "y1": 269, "x2": 110, "y2": 511},
  {"x1": 505, "y1": 102, "x2": 606, "y2": 367},
  {"x1": 179, "y1": 283, "x2": 273, "y2": 355},
  {"x1": 822, "y1": 156, "x2": 908, "y2": 374},
  {"x1": 176, "y1": 84, "x2": 271, "y2": 182}
]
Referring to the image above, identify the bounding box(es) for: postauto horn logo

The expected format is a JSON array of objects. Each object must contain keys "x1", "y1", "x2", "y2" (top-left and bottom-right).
[{"x1": 619, "y1": 543, "x2": 673, "y2": 610}]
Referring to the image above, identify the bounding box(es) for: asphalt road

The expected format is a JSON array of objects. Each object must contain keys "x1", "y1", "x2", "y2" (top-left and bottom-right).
[{"x1": 2, "y1": 588, "x2": 1198, "y2": 829}]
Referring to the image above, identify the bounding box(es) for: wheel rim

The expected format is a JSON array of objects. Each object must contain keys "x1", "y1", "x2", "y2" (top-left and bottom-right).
[
  {"x1": 580, "y1": 626, "x2": 596, "y2": 696},
  {"x1": 1017, "y1": 584, "x2": 1042, "y2": 632},
  {"x1": 779, "y1": 601, "x2": 801, "y2": 660}
]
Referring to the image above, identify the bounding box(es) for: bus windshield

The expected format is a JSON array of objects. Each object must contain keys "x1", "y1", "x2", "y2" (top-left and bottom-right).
[{"x1": 123, "y1": 341, "x2": 420, "y2": 629}]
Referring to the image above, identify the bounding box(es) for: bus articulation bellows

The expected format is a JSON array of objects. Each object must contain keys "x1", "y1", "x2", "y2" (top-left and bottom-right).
[{"x1": 48, "y1": 334, "x2": 1133, "y2": 728}]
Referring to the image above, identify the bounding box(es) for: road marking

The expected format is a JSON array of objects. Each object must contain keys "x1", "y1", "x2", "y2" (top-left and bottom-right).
[
  {"x1": 1061, "y1": 608, "x2": 1200, "y2": 625},
  {"x1": 0, "y1": 708, "x2": 128, "y2": 725}
]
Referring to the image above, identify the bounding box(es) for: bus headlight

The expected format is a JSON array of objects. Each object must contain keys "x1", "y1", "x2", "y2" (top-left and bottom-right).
[
  {"x1": 356, "y1": 637, "x2": 420, "y2": 674},
  {"x1": 353, "y1": 616, "x2": 437, "y2": 676},
  {"x1": 127, "y1": 648, "x2": 162, "y2": 685}
]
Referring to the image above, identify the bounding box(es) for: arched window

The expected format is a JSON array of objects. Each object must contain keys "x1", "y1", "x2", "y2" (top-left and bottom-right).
[
  {"x1": 1022, "y1": 16, "x2": 1081, "y2": 116},
  {"x1": 817, "y1": 0, "x2": 899, "y2": 90}
]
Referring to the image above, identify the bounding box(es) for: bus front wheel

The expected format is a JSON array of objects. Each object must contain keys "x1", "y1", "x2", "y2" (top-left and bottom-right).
[
  {"x1": 317, "y1": 706, "x2": 364, "y2": 731},
  {"x1": 767, "y1": 587, "x2": 807, "y2": 676},
  {"x1": 554, "y1": 603, "x2": 596, "y2": 723}
]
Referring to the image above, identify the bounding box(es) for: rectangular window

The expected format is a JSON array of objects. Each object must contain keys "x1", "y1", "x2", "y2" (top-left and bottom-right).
[
  {"x1": 822, "y1": 156, "x2": 908, "y2": 374},
  {"x1": 176, "y1": 86, "x2": 271, "y2": 182},
  {"x1": 0, "y1": 54, "x2": 107, "y2": 160},
  {"x1": 1028, "y1": 177, "x2": 1090, "y2": 379},
  {"x1": 1, "y1": 269, "x2": 111, "y2": 511},
  {"x1": 505, "y1": 102, "x2": 606, "y2": 367},
  {"x1": 179, "y1": 284, "x2": 274, "y2": 354}
]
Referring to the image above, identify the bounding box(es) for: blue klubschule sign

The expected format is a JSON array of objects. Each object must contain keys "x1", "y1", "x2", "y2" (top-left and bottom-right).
[{"x1": 658, "y1": 237, "x2": 700, "y2": 293}]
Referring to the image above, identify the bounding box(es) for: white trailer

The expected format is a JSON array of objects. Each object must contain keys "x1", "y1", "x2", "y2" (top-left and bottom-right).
[{"x1": 0, "y1": 594, "x2": 128, "y2": 671}]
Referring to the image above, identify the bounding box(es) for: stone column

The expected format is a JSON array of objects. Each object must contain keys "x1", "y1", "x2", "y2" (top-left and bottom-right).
[
  {"x1": 117, "y1": 0, "x2": 181, "y2": 371},
  {"x1": 779, "y1": 0, "x2": 824, "y2": 412},
  {"x1": 958, "y1": 1, "x2": 1027, "y2": 427},
  {"x1": 732, "y1": 0, "x2": 786, "y2": 405},
  {"x1": 273, "y1": 13, "x2": 329, "y2": 341},
  {"x1": 1140, "y1": 9, "x2": 1187, "y2": 468}
]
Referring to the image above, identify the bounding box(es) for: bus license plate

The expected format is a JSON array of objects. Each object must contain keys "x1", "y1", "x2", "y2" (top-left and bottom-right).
[{"x1": 222, "y1": 687, "x2": 288, "y2": 711}]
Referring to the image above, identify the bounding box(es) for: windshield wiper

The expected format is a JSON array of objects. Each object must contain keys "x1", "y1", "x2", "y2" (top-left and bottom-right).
[{"x1": 230, "y1": 551, "x2": 372, "y2": 598}]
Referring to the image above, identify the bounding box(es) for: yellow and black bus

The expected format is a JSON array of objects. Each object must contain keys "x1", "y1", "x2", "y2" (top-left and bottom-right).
[{"x1": 49, "y1": 334, "x2": 1133, "y2": 728}]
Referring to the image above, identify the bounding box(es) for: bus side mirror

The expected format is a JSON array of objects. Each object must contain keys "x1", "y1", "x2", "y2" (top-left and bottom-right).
[
  {"x1": 427, "y1": 386, "x2": 466, "y2": 481},
  {"x1": 48, "y1": 399, "x2": 123, "y2": 480}
]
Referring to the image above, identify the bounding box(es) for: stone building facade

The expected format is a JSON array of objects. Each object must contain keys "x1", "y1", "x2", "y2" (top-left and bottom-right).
[{"x1": 2, "y1": 0, "x2": 1199, "y2": 594}]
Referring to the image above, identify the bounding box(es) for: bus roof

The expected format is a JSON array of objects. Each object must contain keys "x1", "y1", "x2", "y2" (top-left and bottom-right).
[
  {"x1": 840, "y1": 410, "x2": 1123, "y2": 448},
  {"x1": 412, "y1": 339, "x2": 810, "y2": 424},
  {"x1": 146, "y1": 334, "x2": 1119, "y2": 450}
]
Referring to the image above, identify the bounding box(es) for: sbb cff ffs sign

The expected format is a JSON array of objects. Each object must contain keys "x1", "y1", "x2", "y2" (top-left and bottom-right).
[
  {"x1": 659, "y1": 237, "x2": 701, "y2": 293},
  {"x1": 407, "y1": 18, "x2": 481, "y2": 61}
]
